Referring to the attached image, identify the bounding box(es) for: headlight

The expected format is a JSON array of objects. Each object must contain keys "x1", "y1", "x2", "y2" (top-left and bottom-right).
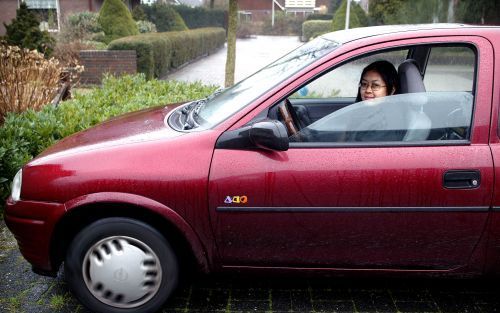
[{"x1": 11, "y1": 169, "x2": 22, "y2": 202}]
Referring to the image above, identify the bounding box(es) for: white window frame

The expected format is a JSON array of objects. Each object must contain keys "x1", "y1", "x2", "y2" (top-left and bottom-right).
[{"x1": 21, "y1": 0, "x2": 60, "y2": 32}]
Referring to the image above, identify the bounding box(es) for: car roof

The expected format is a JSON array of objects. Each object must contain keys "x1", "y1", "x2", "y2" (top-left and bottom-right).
[{"x1": 320, "y1": 23, "x2": 500, "y2": 44}]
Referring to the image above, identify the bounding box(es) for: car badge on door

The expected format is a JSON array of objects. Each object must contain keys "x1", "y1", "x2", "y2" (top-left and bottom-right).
[{"x1": 224, "y1": 195, "x2": 248, "y2": 204}]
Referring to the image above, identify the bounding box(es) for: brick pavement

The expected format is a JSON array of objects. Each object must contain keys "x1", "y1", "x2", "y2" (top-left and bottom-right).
[{"x1": 1, "y1": 219, "x2": 500, "y2": 313}]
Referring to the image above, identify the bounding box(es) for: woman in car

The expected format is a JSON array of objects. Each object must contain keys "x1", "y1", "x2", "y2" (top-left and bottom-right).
[{"x1": 356, "y1": 60, "x2": 399, "y2": 102}]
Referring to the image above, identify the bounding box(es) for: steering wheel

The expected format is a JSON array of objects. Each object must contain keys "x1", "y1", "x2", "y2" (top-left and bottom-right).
[
  {"x1": 444, "y1": 107, "x2": 467, "y2": 140},
  {"x1": 278, "y1": 99, "x2": 301, "y2": 136}
]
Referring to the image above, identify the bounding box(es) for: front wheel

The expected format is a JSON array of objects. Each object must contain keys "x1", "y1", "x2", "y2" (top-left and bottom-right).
[{"x1": 65, "y1": 217, "x2": 178, "y2": 313}]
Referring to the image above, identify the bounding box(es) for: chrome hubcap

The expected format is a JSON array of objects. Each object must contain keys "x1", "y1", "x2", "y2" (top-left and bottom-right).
[{"x1": 82, "y1": 236, "x2": 162, "y2": 308}]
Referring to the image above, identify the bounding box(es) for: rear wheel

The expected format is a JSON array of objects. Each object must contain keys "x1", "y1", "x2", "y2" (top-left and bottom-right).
[{"x1": 65, "y1": 217, "x2": 178, "y2": 313}]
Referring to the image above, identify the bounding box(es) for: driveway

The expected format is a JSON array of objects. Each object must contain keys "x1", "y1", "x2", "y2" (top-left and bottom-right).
[
  {"x1": 1, "y1": 218, "x2": 500, "y2": 313},
  {"x1": 162, "y1": 36, "x2": 302, "y2": 86}
]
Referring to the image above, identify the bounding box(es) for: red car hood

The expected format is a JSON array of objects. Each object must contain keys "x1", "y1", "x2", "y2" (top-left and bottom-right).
[{"x1": 37, "y1": 103, "x2": 185, "y2": 159}]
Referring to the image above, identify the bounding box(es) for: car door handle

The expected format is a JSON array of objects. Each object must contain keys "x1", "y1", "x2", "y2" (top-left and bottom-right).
[{"x1": 443, "y1": 170, "x2": 480, "y2": 189}]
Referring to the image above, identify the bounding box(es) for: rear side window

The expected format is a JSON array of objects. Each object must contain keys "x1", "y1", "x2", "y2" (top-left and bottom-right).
[{"x1": 424, "y1": 46, "x2": 475, "y2": 92}]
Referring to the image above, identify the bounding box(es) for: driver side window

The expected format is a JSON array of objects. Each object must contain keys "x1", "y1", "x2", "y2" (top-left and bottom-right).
[{"x1": 273, "y1": 45, "x2": 476, "y2": 144}]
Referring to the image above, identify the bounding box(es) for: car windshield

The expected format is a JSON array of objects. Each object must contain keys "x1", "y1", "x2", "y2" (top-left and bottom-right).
[{"x1": 195, "y1": 37, "x2": 340, "y2": 129}]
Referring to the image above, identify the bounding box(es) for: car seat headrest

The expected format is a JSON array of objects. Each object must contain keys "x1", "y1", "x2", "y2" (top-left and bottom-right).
[{"x1": 398, "y1": 59, "x2": 426, "y2": 93}]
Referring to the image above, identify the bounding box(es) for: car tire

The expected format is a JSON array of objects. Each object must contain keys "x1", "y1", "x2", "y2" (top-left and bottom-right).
[{"x1": 64, "y1": 217, "x2": 178, "y2": 313}]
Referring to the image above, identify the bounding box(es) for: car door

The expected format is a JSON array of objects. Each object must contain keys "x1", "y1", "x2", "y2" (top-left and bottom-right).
[{"x1": 208, "y1": 38, "x2": 494, "y2": 271}]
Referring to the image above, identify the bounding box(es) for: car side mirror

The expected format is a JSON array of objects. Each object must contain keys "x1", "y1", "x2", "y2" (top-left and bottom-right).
[
  {"x1": 249, "y1": 120, "x2": 289, "y2": 151},
  {"x1": 215, "y1": 119, "x2": 289, "y2": 151}
]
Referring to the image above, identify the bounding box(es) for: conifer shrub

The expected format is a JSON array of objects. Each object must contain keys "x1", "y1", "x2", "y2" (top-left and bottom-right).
[
  {"x1": 141, "y1": 3, "x2": 188, "y2": 32},
  {"x1": 332, "y1": 0, "x2": 367, "y2": 31},
  {"x1": 98, "y1": 0, "x2": 139, "y2": 43},
  {"x1": 174, "y1": 5, "x2": 226, "y2": 30},
  {"x1": 3, "y1": 3, "x2": 55, "y2": 57},
  {"x1": 132, "y1": 5, "x2": 147, "y2": 21}
]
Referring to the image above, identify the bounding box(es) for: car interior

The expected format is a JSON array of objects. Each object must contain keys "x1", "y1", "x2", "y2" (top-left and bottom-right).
[{"x1": 266, "y1": 44, "x2": 476, "y2": 143}]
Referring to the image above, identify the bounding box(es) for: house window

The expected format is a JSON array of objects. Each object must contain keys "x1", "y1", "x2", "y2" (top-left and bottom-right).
[{"x1": 23, "y1": 0, "x2": 60, "y2": 32}]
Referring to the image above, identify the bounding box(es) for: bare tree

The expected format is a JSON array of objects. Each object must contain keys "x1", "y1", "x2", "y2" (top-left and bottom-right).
[{"x1": 224, "y1": 0, "x2": 237, "y2": 87}]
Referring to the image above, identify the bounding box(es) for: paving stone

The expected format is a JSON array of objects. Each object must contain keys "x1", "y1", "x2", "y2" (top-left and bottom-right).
[
  {"x1": 230, "y1": 300, "x2": 270, "y2": 312},
  {"x1": 188, "y1": 288, "x2": 230, "y2": 311},
  {"x1": 395, "y1": 301, "x2": 439, "y2": 313},
  {"x1": 232, "y1": 288, "x2": 270, "y2": 302},
  {"x1": 313, "y1": 300, "x2": 355, "y2": 313}
]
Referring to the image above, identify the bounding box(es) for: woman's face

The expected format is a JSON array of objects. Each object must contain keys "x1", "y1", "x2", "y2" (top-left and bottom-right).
[{"x1": 359, "y1": 70, "x2": 389, "y2": 101}]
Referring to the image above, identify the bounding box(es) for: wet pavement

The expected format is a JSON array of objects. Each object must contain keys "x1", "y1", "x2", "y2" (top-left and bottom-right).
[
  {"x1": 2, "y1": 218, "x2": 500, "y2": 313},
  {"x1": 162, "y1": 36, "x2": 302, "y2": 86},
  {"x1": 2, "y1": 36, "x2": 500, "y2": 312}
]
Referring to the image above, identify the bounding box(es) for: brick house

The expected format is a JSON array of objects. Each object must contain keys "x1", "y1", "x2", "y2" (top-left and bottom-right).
[{"x1": 0, "y1": 0, "x2": 140, "y2": 35}]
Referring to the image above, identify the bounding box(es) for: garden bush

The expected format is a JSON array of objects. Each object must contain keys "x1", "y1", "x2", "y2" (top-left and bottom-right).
[
  {"x1": 62, "y1": 11, "x2": 104, "y2": 42},
  {"x1": 136, "y1": 20, "x2": 157, "y2": 33},
  {"x1": 0, "y1": 43, "x2": 61, "y2": 122},
  {"x1": 306, "y1": 14, "x2": 334, "y2": 21},
  {"x1": 141, "y1": 3, "x2": 188, "y2": 32},
  {"x1": 173, "y1": 5, "x2": 226, "y2": 30},
  {"x1": 302, "y1": 20, "x2": 331, "y2": 41},
  {"x1": 0, "y1": 74, "x2": 217, "y2": 210},
  {"x1": 108, "y1": 27, "x2": 225, "y2": 79},
  {"x1": 98, "y1": 0, "x2": 139, "y2": 43},
  {"x1": 261, "y1": 12, "x2": 304, "y2": 36},
  {"x1": 132, "y1": 5, "x2": 147, "y2": 21},
  {"x1": 332, "y1": 0, "x2": 368, "y2": 31}
]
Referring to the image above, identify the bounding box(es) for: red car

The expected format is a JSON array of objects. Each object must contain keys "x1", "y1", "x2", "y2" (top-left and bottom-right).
[{"x1": 5, "y1": 24, "x2": 500, "y2": 313}]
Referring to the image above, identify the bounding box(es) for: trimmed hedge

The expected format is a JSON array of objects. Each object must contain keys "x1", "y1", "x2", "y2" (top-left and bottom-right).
[
  {"x1": 302, "y1": 20, "x2": 331, "y2": 41},
  {"x1": 0, "y1": 74, "x2": 217, "y2": 211},
  {"x1": 174, "y1": 5, "x2": 227, "y2": 30},
  {"x1": 306, "y1": 14, "x2": 334, "y2": 21},
  {"x1": 108, "y1": 27, "x2": 225, "y2": 79}
]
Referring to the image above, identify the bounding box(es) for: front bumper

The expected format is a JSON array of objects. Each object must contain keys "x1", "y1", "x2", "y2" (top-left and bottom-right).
[{"x1": 4, "y1": 197, "x2": 66, "y2": 274}]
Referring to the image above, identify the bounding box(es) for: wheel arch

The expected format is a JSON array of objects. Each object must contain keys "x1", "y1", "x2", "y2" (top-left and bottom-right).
[{"x1": 50, "y1": 193, "x2": 210, "y2": 275}]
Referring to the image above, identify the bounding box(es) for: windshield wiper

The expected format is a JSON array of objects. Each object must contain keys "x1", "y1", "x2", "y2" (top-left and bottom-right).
[
  {"x1": 181, "y1": 89, "x2": 223, "y2": 130},
  {"x1": 182, "y1": 99, "x2": 205, "y2": 130}
]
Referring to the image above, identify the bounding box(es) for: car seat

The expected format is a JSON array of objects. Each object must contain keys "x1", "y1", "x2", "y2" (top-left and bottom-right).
[{"x1": 398, "y1": 59, "x2": 431, "y2": 141}]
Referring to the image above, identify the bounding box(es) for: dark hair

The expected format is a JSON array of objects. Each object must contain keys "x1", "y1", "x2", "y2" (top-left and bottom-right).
[{"x1": 355, "y1": 60, "x2": 399, "y2": 102}]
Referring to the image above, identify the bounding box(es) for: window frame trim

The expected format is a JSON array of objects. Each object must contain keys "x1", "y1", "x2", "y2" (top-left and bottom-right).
[{"x1": 271, "y1": 42, "x2": 479, "y2": 149}]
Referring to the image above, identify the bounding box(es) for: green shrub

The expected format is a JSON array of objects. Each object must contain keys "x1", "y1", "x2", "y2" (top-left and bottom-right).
[
  {"x1": 0, "y1": 74, "x2": 218, "y2": 210},
  {"x1": 136, "y1": 20, "x2": 157, "y2": 33},
  {"x1": 3, "y1": 3, "x2": 55, "y2": 56},
  {"x1": 332, "y1": 0, "x2": 368, "y2": 31},
  {"x1": 98, "y1": 0, "x2": 139, "y2": 43},
  {"x1": 306, "y1": 13, "x2": 334, "y2": 21},
  {"x1": 174, "y1": 5, "x2": 226, "y2": 30},
  {"x1": 108, "y1": 27, "x2": 225, "y2": 79},
  {"x1": 237, "y1": 20, "x2": 254, "y2": 38},
  {"x1": 261, "y1": 11, "x2": 304, "y2": 36},
  {"x1": 142, "y1": 3, "x2": 188, "y2": 32},
  {"x1": 302, "y1": 20, "x2": 331, "y2": 41},
  {"x1": 66, "y1": 11, "x2": 103, "y2": 38},
  {"x1": 132, "y1": 5, "x2": 147, "y2": 21}
]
